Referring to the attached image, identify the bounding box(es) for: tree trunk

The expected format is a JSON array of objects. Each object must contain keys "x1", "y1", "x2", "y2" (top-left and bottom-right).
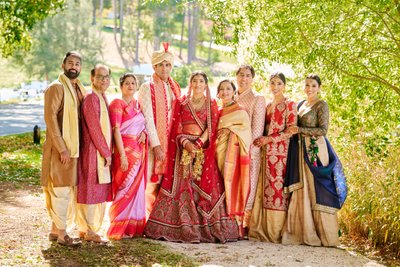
[
  {"x1": 187, "y1": 3, "x2": 192, "y2": 64},
  {"x1": 153, "y1": 9, "x2": 162, "y2": 51},
  {"x1": 187, "y1": 1, "x2": 199, "y2": 64},
  {"x1": 92, "y1": 0, "x2": 97, "y2": 25},
  {"x1": 119, "y1": 0, "x2": 124, "y2": 50},
  {"x1": 207, "y1": 31, "x2": 213, "y2": 65},
  {"x1": 179, "y1": 7, "x2": 185, "y2": 60},
  {"x1": 97, "y1": 0, "x2": 104, "y2": 36},
  {"x1": 113, "y1": 0, "x2": 118, "y2": 45},
  {"x1": 134, "y1": 0, "x2": 140, "y2": 64}
]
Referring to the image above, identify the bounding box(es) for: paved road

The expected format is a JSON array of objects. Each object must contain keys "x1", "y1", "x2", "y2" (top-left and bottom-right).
[
  {"x1": 0, "y1": 94, "x2": 121, "y2": 136},
  {"x1": 0, "y1": 100, "x2": 46, "y2": 136}
]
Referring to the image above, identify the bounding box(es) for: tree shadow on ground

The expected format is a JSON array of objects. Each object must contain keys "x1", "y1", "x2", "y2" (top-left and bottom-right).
[{"x1": 42, "y1": 238, "x2": 198, "y2": 267}]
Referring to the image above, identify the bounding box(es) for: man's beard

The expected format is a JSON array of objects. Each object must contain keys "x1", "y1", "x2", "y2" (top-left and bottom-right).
[{"x1": 64, "y1": 69, "x2": 80, "y2": 79}]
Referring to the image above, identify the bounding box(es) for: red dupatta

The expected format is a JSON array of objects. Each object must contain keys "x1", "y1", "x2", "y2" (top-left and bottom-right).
[
  {"x1": 149, "y1": 74, "x2": 181, "y2": 182},
  {"x1": 160, "y1": 91, "x2": 225, "y2": 214}
]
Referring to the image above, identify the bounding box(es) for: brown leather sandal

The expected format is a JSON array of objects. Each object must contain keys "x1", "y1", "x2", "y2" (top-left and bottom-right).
[
  {"x1": 48, "y1": 233, "x2": 58, "y2": 241},
  {"x1": 57, "y1": 235, "x2": 82, "y2": 247},
  {"x1": 84, "y1": 233, "x2": 109, "y2": 244}
]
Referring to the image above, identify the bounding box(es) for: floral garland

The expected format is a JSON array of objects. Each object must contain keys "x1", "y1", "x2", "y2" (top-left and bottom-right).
[{"x1": 308, "y1": 137, "x2": 319, "y2": 167}]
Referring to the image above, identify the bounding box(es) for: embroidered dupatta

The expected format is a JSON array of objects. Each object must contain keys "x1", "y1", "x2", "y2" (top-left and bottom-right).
[
  {"x1": 149, "y1": 74, "x2": 181, "y2": 182},
  {"x1": 160, "y1": 95, "x2": 224, "y2": 216}
]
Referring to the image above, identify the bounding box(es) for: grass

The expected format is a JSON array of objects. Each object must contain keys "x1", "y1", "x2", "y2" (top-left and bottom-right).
[
  {"x1": 0, "y1": 132, "x2": 43, "y2": 186},
  {"x1": 0, "y1": 132, "x2": 199, "y2": 266},
  {"x1": 40, "y1": 238, "x2": 198, "y2": 267},
  {"x1": 331, "y1": 125, "x2": 400, "y2": 265}
]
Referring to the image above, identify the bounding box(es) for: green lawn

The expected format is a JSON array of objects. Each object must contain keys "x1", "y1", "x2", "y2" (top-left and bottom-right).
[{"x1": 0, "y1": 132, "x2": 43, "y2": 186}]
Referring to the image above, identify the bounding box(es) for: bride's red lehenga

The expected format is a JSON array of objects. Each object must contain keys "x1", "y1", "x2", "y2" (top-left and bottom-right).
[{"x1": 144, "y1": 94, "x2": 239, "y2": 243}]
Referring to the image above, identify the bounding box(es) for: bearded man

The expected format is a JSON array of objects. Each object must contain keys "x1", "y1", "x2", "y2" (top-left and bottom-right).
[{"x1": 42, "y1": 51, "x2": 85, "y2": 246}]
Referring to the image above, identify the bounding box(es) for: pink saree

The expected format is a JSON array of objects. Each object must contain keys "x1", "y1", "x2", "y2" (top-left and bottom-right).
[{"x1": 107, "y1": 99, "x2": 147, "y2": 240}]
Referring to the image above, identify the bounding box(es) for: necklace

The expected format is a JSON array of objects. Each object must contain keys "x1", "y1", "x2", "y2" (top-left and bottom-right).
[
  {"x1": 191, "y1": 96, "x2": 205, "y2": 104},
  {"x1": 305, "y1": 97, "x2": 319, "y2": 107},
  {"x1": 223, "y1": 100, "x2": 235, "y2": 107}
]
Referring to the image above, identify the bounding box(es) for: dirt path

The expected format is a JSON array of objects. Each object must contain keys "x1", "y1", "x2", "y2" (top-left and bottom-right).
[{"x1": 0, "y1": 183, "x2": 387, "y2": 267}]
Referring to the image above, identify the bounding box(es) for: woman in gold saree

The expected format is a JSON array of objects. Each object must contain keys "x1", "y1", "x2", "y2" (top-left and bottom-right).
[{"x1": 215, "y1": 79, "x2": 252, "y2": 239}]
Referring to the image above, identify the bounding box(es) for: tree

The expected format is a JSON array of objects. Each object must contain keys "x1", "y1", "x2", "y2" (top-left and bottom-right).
[
  {"x1": 12, "y1": 0, "x2": 102, "y2": 81},
  {"x1": 201, "y1": 0, "x2": 400, "y2": 151},
  {"x1": 0, "y1": 0, "x2": 64, "y2": 57},
  {"x1": 187, "y1": 1, "x2": 200, "y2": 63}
]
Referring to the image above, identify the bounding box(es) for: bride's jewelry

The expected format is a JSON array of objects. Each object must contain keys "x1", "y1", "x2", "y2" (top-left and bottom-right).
[
  {"x1": 191, "y1": 95, "x2": 206, "y2": 111},
  {"x1": 191, "y1": 96, "x2": 205, "y2": 104}
]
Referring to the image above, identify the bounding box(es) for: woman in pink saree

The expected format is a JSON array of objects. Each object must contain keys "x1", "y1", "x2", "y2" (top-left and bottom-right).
[{"x1": 107, "y1": 73, "x2": 147, "y2": 240}]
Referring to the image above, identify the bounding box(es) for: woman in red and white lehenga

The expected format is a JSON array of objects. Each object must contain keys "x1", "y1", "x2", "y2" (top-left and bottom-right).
[
  {"x1": 144, "y1": 71, "x2": 239, "y2": 243},
  {"x1": 107, "y1": 73, "x2": 147, "y2": 240},
  {"x1": 249, "y1": 72, "x2": 297, "y2": 243}
]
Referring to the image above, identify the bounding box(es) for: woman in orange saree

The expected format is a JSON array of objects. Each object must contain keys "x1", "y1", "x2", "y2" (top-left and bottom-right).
[
  {"x1": 107, "y1": 73, "x2": 147, "y2": 240},
  {"x1": 215, "y1": 79, "x2": 252, "y2": 239},
  {"x1": 144, "y1": 71, "x2": 239, "y2": 243}
]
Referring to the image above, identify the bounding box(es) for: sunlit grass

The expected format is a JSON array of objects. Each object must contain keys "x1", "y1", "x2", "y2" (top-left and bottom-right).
[{"x1": 0, "y1": 132, "x2": 43, "y2": 185}]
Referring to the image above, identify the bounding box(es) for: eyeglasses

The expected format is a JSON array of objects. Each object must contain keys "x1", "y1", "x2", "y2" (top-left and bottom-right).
[{"x1": 95, "y1": 75, "x2": 111, "y2": 81}]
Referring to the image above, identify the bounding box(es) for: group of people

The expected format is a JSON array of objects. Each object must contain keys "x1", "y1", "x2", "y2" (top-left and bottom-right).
[{"x1": 41, "y1": 45, "x2": 346, "y2": 248}]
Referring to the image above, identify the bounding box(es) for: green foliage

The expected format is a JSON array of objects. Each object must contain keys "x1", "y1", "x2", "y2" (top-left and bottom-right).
[
  {"x1": 0, "y1": 132, "x2": 44, "y2": 185},
  {"x1": 0, "y1": 0, "x2": 64, "y2": 57},
  {"x1": 171, "y1": 63, "x2": 214, "y2": 89},
  {"x1": 171, "y1": 64, "x2": 194, "y2": 88},
  {"x1": 333, "y1": 134, "x2": 400, "y2": 257},
  {"x1": 11, "y1": 0, "x2": 102, "y2": 82},
  {"x1": 201, "y1": 0, "x2": 400, "y2": 257}
]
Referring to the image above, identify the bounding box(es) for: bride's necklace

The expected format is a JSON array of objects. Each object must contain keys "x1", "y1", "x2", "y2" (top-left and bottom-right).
[
  {"x1": 191, "y1": 95, "x2": 205, "y2": 104},
  {"x1": 191, "y1": 95, "x2": 205, "y2": 111}
]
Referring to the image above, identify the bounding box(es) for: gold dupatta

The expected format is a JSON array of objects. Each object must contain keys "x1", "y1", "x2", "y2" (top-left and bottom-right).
[{"x1": 58, "y1": 73, "x2": 86, "y2": 158}]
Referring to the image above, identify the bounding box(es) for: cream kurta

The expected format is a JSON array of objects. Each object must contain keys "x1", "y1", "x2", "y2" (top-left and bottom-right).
[
  {"x1": 41, "y1": 81, "x2": 84, "y2": 187},
  {"x1": 236, "y1": 88, "x2": 266, "y2": 214},
  {"x1": 138, "y1": 81, "x2": 175, "y2": 182}
]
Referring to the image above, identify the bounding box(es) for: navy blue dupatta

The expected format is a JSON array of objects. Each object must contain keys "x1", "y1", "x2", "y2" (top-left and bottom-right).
[{"x1": 284, "y1": 135, "x2": 347, "y2": 210}]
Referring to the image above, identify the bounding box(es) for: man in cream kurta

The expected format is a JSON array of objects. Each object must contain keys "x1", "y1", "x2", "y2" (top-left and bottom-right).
[
  {"x1": 138, "y1": 43, "x2": 181, "y2": 218},
  {"x1": 235, "y1": 64, "x2": 266, "y2": 234},
  {"x1": 76, "y1": 64, "x2": 113, "y2": 243},
  {"x1": 41, "y1": 51, "x2": 85, "y2": 246}
]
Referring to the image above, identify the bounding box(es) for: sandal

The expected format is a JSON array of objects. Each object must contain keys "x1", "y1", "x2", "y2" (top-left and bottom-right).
[
  {"x1": 57, "y1": 235, "x2": 82, "y2": 247},
  {"x1": 84, "y1": 233, "x2": 109, "y2": 244},
  {"x1": 48, "y1": 233, "x2": 58, "y2": 241}
]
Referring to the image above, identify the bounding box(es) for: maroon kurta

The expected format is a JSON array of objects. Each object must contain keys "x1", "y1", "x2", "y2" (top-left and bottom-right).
[{"x1": 77, "y1": 92, "x2": 112, "y2": 204}]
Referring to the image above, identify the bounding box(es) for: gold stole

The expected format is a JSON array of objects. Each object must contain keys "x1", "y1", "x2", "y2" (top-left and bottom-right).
[
  {"x1": 92, "y1": 88, "x2": 112, "y2": 184},
  {"x1": 58, "y1": 73, "x2": 86, "y2": 158}
]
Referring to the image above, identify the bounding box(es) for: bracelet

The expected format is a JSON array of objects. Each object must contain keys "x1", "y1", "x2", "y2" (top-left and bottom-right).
[
  {"x1": 182, "y1": 139, "x2": 190, "y2": 148},
  {"x1": 120, "y1": 155, "x2": 127, "y2": 159},
  {"x1": 195, "y1": 138, "x2": 204, "y2": 148}
]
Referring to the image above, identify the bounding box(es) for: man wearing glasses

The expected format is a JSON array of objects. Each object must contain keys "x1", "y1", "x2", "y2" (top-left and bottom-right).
[{"x1": 76, "y1": 64, "x2": 113, "y2": 243}]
